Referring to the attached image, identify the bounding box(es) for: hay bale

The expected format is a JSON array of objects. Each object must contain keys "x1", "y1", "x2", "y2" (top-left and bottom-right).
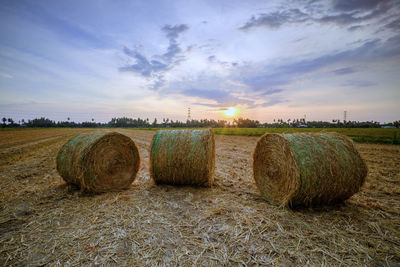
[
  {"x1": 253, "y1": 132, "x2": 367, "y2": 207},
  {"x1": 150, "y1": 129, "x2": 215, "y2": 187},
  {"x1": 56, "y1": 132, "x2": 140, "y2": 193}
]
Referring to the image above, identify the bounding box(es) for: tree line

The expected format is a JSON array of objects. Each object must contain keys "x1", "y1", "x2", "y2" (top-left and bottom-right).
[{"x1": 1, "y1": 116, "x2": 399, "y2": 128}]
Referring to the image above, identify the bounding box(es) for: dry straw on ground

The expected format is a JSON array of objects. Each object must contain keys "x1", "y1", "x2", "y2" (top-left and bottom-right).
[
  {"x1": 253, "y1": 132, "x2": 368, "y2": 207},
  {"x1": 1, "y1": 129, "x2": 399, "y2": 266},
  {"x1": 150, "y1": 129, "x2": 215, "y2": 186},
  {"x1": 57, "y1": 132, "x2": 140, "y2": 193}
]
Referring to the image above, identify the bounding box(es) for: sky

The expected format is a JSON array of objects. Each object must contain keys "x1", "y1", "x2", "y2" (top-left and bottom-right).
[{"x1": 0, "y1": 0, "x2": 399, "y2": 123}]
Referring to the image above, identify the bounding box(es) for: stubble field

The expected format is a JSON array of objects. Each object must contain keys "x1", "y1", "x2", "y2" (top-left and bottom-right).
[{"x1": 0, "y1": 128, "x2": 399, "y2": 266}]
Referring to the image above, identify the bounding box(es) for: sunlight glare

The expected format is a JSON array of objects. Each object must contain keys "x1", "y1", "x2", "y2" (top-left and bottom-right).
[{"x1": 223, "y1": 107, "x2": 237, "y2": 118}]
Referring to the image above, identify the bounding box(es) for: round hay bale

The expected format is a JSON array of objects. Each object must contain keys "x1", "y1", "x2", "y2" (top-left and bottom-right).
[
  {"x1": 253, "y1": 132, "x2": 367, "y2": 207},
  {"x1": 150, "y1": 129, "x2": 215, "y2": 187},
  {"x1": 56, "y1": 132, "x2": 140, "y2": 193}
]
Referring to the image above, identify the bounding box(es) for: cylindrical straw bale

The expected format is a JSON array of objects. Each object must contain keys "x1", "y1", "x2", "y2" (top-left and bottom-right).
[
  {"x1": 253, "y1": 132, "x2": 367, "y2": 207},
  {"x1": 150, "y1": 129, "x2": 215, "y2": 187},
  {"x1": 57, "y1": 132, "x2": 140, "y2": 193}
]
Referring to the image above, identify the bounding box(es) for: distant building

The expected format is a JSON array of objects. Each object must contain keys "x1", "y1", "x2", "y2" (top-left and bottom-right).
[{"x1": 297, "y1": 124, "x2": 308, "y2": 128}]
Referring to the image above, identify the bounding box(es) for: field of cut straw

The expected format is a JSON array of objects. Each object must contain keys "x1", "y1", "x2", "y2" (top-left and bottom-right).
[{"x1": 0, "y1": 128, "x2": 399, "y2": 266}]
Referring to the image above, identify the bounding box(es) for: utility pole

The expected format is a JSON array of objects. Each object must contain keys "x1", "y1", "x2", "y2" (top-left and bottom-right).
[
  {"x1": 187, "y1": 107, "x2": 191, "y2": 122},
  {"x1": 344, "y1": 110, "x2": 347, "y2": 122}
]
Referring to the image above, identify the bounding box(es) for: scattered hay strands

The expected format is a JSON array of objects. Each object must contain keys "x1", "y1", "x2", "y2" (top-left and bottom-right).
[
  {"x1": 1, "y1": 129, "x2": 399, "y2": 266},
  {"x1": 57, "y1": 132, "x2": 140, "y2": 193},
  {"x1": 150, "y1": 129, "x2": 215, "y2": 186},
  {"x1": 253, "y1": 132, "x2": 368, "y2": 207}
]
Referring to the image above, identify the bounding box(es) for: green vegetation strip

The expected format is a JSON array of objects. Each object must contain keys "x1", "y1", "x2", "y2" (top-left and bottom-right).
[
  {"x1": 212, "y1": 128, "x2": 400, "y2": 144},
  {"x1": 132, "y1": 127, "x2": 399, "y2": 144}
]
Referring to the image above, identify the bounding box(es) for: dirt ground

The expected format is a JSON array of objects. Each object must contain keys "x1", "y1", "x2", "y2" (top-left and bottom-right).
[{"x1": 0, "y1": 128, "x2": 399, "y2": 266}]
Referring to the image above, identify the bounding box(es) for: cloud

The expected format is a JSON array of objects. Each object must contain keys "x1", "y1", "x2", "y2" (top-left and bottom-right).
[
  {"x1": 162, "y1": 24, "x2": 189, "y2": 40},
  {"x1": 206, "y1": 55, "x2": 238, "y2": 68},
  {"x1": 348, "y1": 25, "x2": 364, "y2": 31},
  {"x1": 316, "y1": 3, "x2": 391, "y2": 25},
  {"x1": 170, "y1": 35, "x2": 399, "y2": 109},
  {"x1": 120, "y1": 47, "x2": 154, "y2": 76},
  {"x1": 240, "y1": 0, "x2": 395, "y2": 30},
  {"x1": 119, "y1": 24, "x2": 189, "y2": 90},
  {"x1": 384, "y1": 17, "x2": 400, "y2": 30},
  {"x1": 261, "y1": 97, "x2": 286, "y2": 107},
  {"x1": 240, "y1": 9, "x2": 309, "y2": 30},
  {"x1": 190, "y1": 88, "x2": 283, "y2": 108},
  {"x1": 332, "y1": 0, "x2": 387, "y2": 12},
  {"x1": 0, "y1": 72, "x2": 13, "y2": 79},
  {"x1": 342, "y1": 80, "x2": 377, "y2": 87},
  {"x1": 237, "y1": 36, "x2": 400, "y2": 93},
  {"x1": 182, "y1": 88, "x2": 229, "y2": 103},
  {"x1": 208, "y1": 55, "x2": 216, "y2": 62},
  {"x1": 333, "y1": 67, "x2": 356, "y2": 75},
  {"x1": 163, "y1": 71, "x2": 285, "y2": 108},
  {"x1": 162, "y1": 35, "x2": 399, "y2": 109},
  {"x1": 161, "y1": 24, "x2": 189, "y2": 64},
  {"x1": 259, "y1": 89, "x2": 284, "y2": 95}
]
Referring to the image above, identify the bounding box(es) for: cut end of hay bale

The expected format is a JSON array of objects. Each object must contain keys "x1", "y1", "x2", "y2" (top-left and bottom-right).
[
  {"x1": 57, "y1": 132, "x2": 140, "y2": 193},
  {"x1": 253, "y1": 132, "x2": 368, "y2": 207},
  {"x1": 253, "y1": 134, "x2": 300, "y2": 206},
  {"x1": 150, "y1": 129, "x2": 215, "y2": 187}
]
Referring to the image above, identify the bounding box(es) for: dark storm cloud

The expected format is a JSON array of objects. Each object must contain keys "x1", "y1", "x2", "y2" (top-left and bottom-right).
[{"x1": 119, "y1": 24, "x2": 189, "y2": 90}]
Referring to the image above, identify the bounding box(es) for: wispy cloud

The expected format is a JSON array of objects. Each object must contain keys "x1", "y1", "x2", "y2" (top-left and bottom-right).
[
  {"x1": 0, "y1": 72, "x2": 13, "y2": 79},
  {"x1": 240, "y1": 0, "x2": 395, "y2": 31},
  {"x1": 240, "y1": 9, "x2": 309, "y2": 30},
  {"x1": 1, "y1": 0, "x2": 399, "y2": 122},
  {"x1": 119, "y1": 24, "x2": 189, "y2": 90},
  {"x1": 239, "y1": 36, "x2": 400, "y2": 92},
  {"x1": 333, "y1": 67, "x2": 356, "y2": 75},
  {"x1": 332, "y1": 0, "x2": 386, "y2": 12},
  {"x1": 342, "y1": 80, "x2": 376, "y2": 87}
]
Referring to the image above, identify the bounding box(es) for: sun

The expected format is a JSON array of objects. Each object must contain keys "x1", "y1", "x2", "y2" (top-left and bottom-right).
[{"x1": 223, "y1": 107, "x2": 237, "y2": 118}]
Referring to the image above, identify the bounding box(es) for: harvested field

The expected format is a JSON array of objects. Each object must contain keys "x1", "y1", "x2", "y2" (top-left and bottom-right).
[{"x1": 0, "y1": 128, "x2": 399, "y2": 266}]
